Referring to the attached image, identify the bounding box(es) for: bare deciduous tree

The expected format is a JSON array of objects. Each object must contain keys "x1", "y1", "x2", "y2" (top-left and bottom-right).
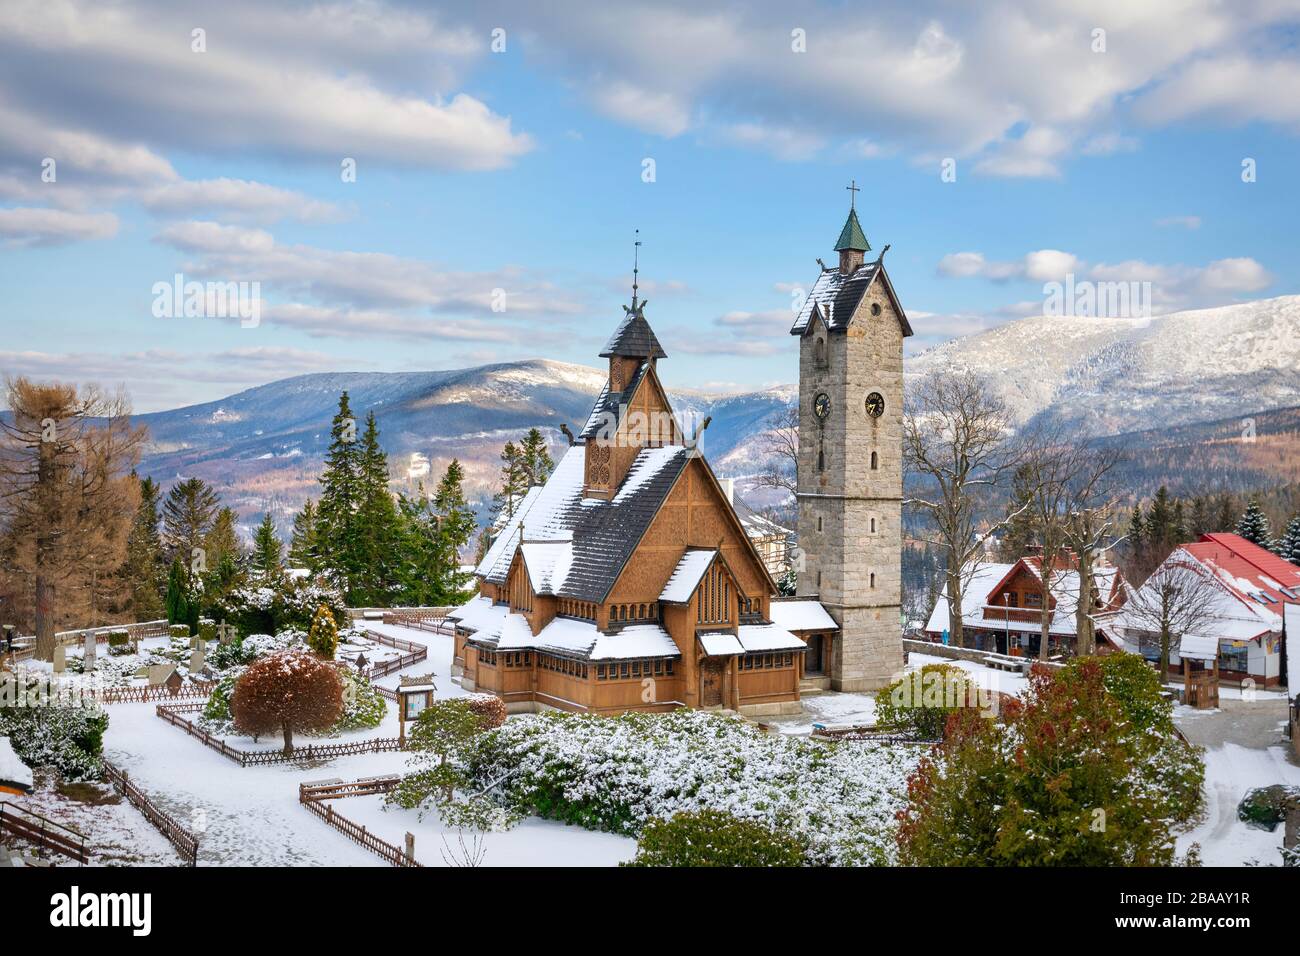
[
  {"x1": 903, "y1": 370, "x2": 1022, "y2": 648},
  {"x1": 751, "y1": 406, "x2": 798, "y2": 499},
  {"x1": 0, "y1": 378, "x2": 146, "y2": 659},
  {"x1": 1017, "y1": 430, "x2": 1122, "y2": 661},
  {"x1": 1109, "y1": 553, "x2": 1224, "y2": 682}
]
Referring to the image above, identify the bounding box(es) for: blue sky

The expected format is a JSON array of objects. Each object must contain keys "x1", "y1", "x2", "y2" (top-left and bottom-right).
[{"x1": 1, "y1": 0, "x2": 1298, "y2": 411}]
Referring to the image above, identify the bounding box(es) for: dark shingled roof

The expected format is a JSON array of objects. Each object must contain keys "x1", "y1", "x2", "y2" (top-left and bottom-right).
[
  {"x1": 600, "y1": 307, "x2": 668, "y2": 360},
  {"x1": 789, "y1": 261, "x2": 913, "y2": 338},
  {"x1": 578, "y1": 361, "x2": 651, "y2": 440},
  {"x1": 474, "y1": 445, "x2": 692, "y2": 603}
]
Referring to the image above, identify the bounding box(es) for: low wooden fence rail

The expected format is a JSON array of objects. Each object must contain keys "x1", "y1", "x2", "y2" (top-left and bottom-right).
[
  {"x1": 298, "y1": 775, "x2": 420, "y2": 867},
  {"x1": 155, "y1": 703, "x2": 406, "y2": 767},
  {"x1": 102, "y1": 760, "x2": 200, "y2": 866},
  {"x1": 365, "y1": 630, "x2": 425, "y2": 653},
  {"x1": 0, "y1": 801, "x2": 87, "y2": 864},
  {"x1": 369, "y1": 645, "x2": 427, "y2": 679}
]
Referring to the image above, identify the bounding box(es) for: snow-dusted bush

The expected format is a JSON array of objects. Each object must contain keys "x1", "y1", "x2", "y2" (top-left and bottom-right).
[
  {"x1": 625, "y1": 809, "x2": 809, "y2": 867},
  {"x1": 0, "y1": 699, "x2": 108, "y2": 781},
  {"x1": 469, "y1": 709, "x2": 917, "y2": 865},
  {"x1": 334, "y1": 670, "x2": 386, "y2": 732},
  {"x1": 218, "y1": 576, "x2": 346, "y2": 638}
]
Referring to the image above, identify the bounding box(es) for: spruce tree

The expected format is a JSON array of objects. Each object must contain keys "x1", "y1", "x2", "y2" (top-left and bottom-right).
[
  {"x1": 165, "y1": 556, "x2": 190, "y2": 629},
  {"x1": 315, "y1": 391, "x2": 363, "y2": 593},
  {"x1": 1235, "y1": 497, "x2": 1273, "y2": 548},
  {"x1": 1275, "y1": 515, "x2": 1300, "y2": 565},
  {"x1": 1188, "y1": 495, "x2": 1213, "y2": 540},
  {"x1": 125, "y1": 474, "x2": 166, "y2": 620},
  {"x1": 433, "y1": 459, "x2": 477, "y2": 596},
  {"x1": 354, "y1": 411, "x2": 401, "y2": 605},
  {"x1": 490, "y1": 440, "x2": 527, "y2": 525},
  {"x1": 252, "y1": 512, "x2": 284, "y2": 578},
  {"x1": 1146, "y1": 486, "x2": 1176, "y2": 550},
  {"x1": 162, "y1": 477, "x2": 220, "y2": 566},
  {"x1": 205, "y1": 507, "x2": 241, "y2": 569},
  {"x1": 288, "y1": 499, "x2": 318, "y2": 569},
  {"x1": 518, "y1": 428, "x2": 555, "y2": 487},
  {"x1": 1213, "y1": 494, "x2": 1236, "y2": 534},
  {"x1": 999, "y1": 463, "x2": 1037, "y2": 560}
]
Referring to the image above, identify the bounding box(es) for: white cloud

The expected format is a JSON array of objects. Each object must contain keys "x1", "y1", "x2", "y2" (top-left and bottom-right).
[
  {"x1": 1156, "y1": 215, "x2": 1201, "y2": 230},
  {"x1": 0, "y1": 206, "x2": 117, "y2": 244},
  {"x1": 937, "y1": 249, "x2": 1078, "y2": 281},
  {"x1": 140, "y1": 179, "x2": 346, "y2": 224}
]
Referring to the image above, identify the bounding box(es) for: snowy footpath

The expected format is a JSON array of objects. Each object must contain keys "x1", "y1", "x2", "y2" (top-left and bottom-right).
[{"x1": 94, "y1": 622, "x2": 634, "y2": 866}]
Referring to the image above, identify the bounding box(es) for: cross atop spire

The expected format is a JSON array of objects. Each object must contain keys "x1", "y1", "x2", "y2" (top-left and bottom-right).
[{"x1": 846, "y1": 179, "x2": 859, "y2": 210}]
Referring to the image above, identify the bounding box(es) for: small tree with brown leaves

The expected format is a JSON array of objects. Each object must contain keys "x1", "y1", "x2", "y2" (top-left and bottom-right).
[{"x1": 230, "y1": 650, "x2": 343, "y2": 754}]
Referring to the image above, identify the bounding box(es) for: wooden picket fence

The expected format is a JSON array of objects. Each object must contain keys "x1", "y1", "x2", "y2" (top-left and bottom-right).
[
  {"x1": 99, "y1": 681, "x2": 216, "y2": 705},
  {"x1": 102, "y1": 760, "x2": 200, "y2": 866},
  {"x1": 155, "y1": 702, "x2": 405, "y2": 767},
  {"x1": 298, "y1": 775, "x2": 420, "y2": 868},
  {"x1": 55, "y1": 620, "x2": 171, "y2": 648},
  {"x1": 0, "y1": 801, "x2": 87, "y2": 864}
]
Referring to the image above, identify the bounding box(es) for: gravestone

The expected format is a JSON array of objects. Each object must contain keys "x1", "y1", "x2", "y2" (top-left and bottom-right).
[
  {"x1": 82, "y1": 633, "x2": 97, "y2": 673},
  {"x1": 189, "y1": 648, "x2": 205, "y2": 674},
  {"x1": 53, "y1": 645, "x2": 66, "y2": 674},
  {"x1": 148, "y1": 663, "x2": 177, "y2": 686},
  {"x1": 217, "y1": 621, "x2": 235, "y2": 645}
]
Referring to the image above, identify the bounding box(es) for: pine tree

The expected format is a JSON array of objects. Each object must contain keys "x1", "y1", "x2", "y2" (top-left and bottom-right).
[
  {"x1": 315, "y1": 392, "x2": 363, "y2": 593},
  {"x1": 1146, "y1": 486, "x2": 1176, "y2": 550},
  {"x1": 205, "y1": 507, "x2": 241, "y2": 569},
  {"x1": 1171, "y1": 499, "x2": 1186, "y2": 545},
  {"x1": 162, "y1": 477, "x2": 220, "y2": 567},
  {"x1": 432, "y1": 459, "x2": 477, "y2": 596},
  {"x1": 490, "y1": 441, "x2": 527, "y2": 525},
  {"x1": 518, "y1": 428, "x2": 555, "y2": 487},
  {"x1": 999, "y1": 464, "x2": 1037, "y2": 560},
  {"x1": 1275, "y1": 515, "x2": 1300, "y2": 565},
  {"x1": 288, "y1": 499, "x2": 319, "y2": 570},
  {"x1": 164, "y1": 556, "x2": 191, "y2": 630},
  {"x1": 1188, "y1": 495, "x2": 1214, "y2": 540},
  {"x1": 1213, "y1": 494, "x2": 1236, "y2": 535},
  {"x1": 125, "y1": 474, "x2": 166, "y2": 620},
  {"x1": 1235, "y1": 497, "x2": 1273, "y2": 548},
  {"x1": 354, "y1": 411, "x2": 401, "y2": 605},
  {"x1": 252, "y1": 512, "x2": 284, "y2": 578}
]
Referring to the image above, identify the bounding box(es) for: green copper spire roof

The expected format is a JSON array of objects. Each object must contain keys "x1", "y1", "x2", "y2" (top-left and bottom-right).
[{"x1": 833, "y1": 207, "x2": 870, "y2": 252}]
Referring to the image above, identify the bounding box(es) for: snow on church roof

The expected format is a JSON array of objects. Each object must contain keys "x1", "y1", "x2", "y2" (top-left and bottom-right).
[
  {"x1": 660, "y1": 549, "x2": 717, "y2": 603},
  {"x1": 769, "y1": 600, "x2": 838, "y2": 632},
  {"x1": 481, "y1": 609, "x2": 679, "y2": 661},
  {"x1": 474, "y1": 443, "x2": 693, "y2": 604}
]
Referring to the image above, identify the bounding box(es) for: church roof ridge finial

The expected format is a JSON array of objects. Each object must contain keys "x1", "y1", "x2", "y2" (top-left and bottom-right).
[{"x1": 626, "y1": 229, "x2": 643, "y2": 316}]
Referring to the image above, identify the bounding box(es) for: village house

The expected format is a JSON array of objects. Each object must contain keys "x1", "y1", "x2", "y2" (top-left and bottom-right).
[
  {"x1": 924, "y1": 553, "x2": 1126, "y2": 656},
  {"x1": 717, "y1": 478, "x2": 793, "y2": 578},
  {"x1": 1105, "y1": 533, "x2": 1297, "y2": 687}
]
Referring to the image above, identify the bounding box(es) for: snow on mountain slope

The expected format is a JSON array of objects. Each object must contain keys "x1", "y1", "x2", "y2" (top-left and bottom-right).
[{"x1": 907, "y1": 295, "x2": 1300, "y2": 435}]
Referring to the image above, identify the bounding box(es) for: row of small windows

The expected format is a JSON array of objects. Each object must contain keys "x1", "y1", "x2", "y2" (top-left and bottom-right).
[
  {"x1": 557, "y1": 599, "x2": 597, "y2": 621},
  {"x1": 740, "y1": 652, "x2": 795, "y2": 670},
  {"x1": 697, "y1": 565, "x2": 733, "y2": 625},
  {"x1": 611, "y1": 603, "x2": 658, "y2": 623},
  {"x1": 596, "y1": 658, "x2": 676, "y2": 680},
  {"x1": 541, "y1": 654, "x2": 588, "y2": 679}
]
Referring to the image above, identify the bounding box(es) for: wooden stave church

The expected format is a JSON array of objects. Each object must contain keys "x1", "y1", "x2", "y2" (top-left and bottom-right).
[{"x1": 449, "y1": 281, "x2": 839, "y2": 716}]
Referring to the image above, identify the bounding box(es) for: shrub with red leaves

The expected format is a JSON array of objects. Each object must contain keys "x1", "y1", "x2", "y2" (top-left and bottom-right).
[
  {"x1": 465, "y1": 693, "x2": 507, "y2": 729},
  {"x1": 231, "y1": 649, "x2": 344, "y2": 754},
  {"x1": 896, "y1": 659, "x2": 1202, "y2": 866}
]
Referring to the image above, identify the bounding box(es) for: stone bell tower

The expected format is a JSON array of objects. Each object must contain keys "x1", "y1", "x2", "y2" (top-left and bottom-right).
[{"x1": 788, "y1": 189, "x2": 911, "y2": 692}]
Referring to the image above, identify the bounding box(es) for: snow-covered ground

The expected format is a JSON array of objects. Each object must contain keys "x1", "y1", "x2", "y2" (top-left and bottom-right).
[
  {"x1": 1176, "y1": 742, "x2": 1300, "y2": 866},
  {"x1": 338, "y1": 793, "x2": 634, "y2": 867},
  {"x1": 87, "y1": 623, "x2": 626, "y2": 866}
]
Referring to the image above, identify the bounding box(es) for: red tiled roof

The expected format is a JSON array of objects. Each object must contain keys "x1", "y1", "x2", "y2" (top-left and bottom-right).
[{"x1": 1182, "y1": 532, "x2": 1300, "y2": 608}]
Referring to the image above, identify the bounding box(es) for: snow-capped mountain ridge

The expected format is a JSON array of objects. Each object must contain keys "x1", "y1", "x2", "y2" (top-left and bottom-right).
[{"x1": 907, "y1": 295, "x2": 1300, "y2": 435}]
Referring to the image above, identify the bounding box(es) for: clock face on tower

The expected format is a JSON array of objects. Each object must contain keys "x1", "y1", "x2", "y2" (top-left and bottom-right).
[
  {"x1": 813, "y1": 392, "x2": 832, "y2": 420},
  {"x1": 864, "y1": 391, "x2": 885, "y2": 418}
]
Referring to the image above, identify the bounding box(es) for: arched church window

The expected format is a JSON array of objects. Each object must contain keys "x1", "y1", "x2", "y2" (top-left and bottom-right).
[
  {"x1": 870, "y1": 517, "x2": 876, "y2": 533},
  {"x1": 870, "y1": 450, "x2": 879, "y2": 470},
  {"x1": 870, "y1": 572, "x2": 876, "y2": 588},
  {"x1": 814, "y1": 338, "x2": 827, "y2": 367}
]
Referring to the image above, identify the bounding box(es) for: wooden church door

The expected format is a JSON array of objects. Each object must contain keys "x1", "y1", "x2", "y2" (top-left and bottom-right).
[{"x1": 701, "y1": 660, "x2": 724, "y2": 707}]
